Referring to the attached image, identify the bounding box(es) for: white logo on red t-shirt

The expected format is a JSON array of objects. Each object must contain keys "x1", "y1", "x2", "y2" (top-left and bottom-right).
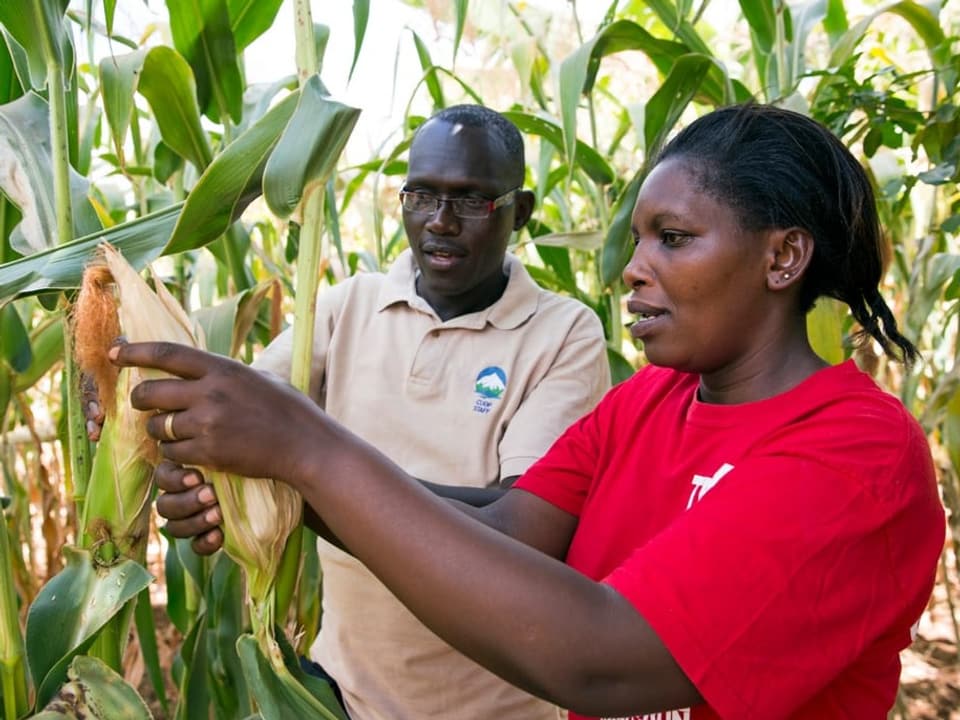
[
  {"x1": 686, "y1": 463, "x2": 734, "y2": 509},
  {"x1": 603, "y1": 710, "x2": 691, "y2": 720}
]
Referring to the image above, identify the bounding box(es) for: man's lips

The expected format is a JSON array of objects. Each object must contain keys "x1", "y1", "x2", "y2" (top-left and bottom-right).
[{"x1": 421, "y1": 241, "x2": 465, "y2": 257}]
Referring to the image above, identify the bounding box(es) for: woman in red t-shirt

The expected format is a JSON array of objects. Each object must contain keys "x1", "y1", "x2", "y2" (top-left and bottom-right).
[{"x1": 115, "y1": 104, "x2": 945, "y2": 719}]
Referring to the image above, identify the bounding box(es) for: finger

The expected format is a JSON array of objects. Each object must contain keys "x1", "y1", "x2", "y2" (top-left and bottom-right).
[
  {"x1": 131, "y1": 379, "x2": 196, "y2": 416},
  {"x1": 154, "y1": 461, "x2": 205, "y2": 493},
  {"x1": 108, "y1": 341, "x2": 213, "y2": 380},
  {"x1": 192, "y1": 527, "x2": 224, "y2": 556},
  {"x1": 156, "y1": 481, "x2": 219, "y2": 523},
  {"x1": 145, "y1": 408, "x2": 190, "y2": 442},
  {"x1": 163, "y1": 509, "x2": 221, "y2": 543},
  {"x1": 86, "y1": 419, "x2": 101, "y2": 442}
]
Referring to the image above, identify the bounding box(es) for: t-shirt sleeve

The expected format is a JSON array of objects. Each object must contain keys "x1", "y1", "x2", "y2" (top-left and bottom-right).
[
  {"x1": 498, "y1": 308, "x2": 610, "y2": 480},
  {"x1": 512, "y1": 379, "x2": 624, "y2": 515},
  {"x1": 605, "y1": 445, "x2": 942, "y2": 719}
]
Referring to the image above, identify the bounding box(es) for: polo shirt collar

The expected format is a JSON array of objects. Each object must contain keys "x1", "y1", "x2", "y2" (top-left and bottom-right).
[{"x1": 375, "y1": 248, "x2": 540, "y2": 330}]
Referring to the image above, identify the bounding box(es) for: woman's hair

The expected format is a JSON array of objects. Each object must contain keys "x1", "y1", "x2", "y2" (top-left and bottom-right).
[{"x1": 655, "y1": 103, "x2": 918, "y2": 365}]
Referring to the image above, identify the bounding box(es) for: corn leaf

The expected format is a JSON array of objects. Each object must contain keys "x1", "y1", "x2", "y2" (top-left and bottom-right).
[
  {"x1": 0, "y1": 92, "x2": 101, "y2": 255},
  {"x1": 26, "y1": 546, "x2": 153, "y2": 709},
  {"x1": 13, "y1": 315, "x2": 63, "y2": 391},
  {"x1": 166, "y1": 90, "x2": 299, "y2": 253},
  {"x1": 99, "y1": 48, "x2": 147, "y2": 161},
  {"x1": 138, "y1": 46, "x2": 214, "y2": 171},
  {"x1": 228, "y1": 0, "x2": 284, "y2": 52},
  {"x1": 0, "y1": 203, "x2": 181, "y2": 307},
  {"x1": 409, "y1": 29, "x2": 444, "y2": 110},
  {"x1": 173, "y1": 612, "x2": 211, "y2": 720},
  {"x1": 0, "y1": 0, "x2": 70, "y2": 89},
  {"x1": 452, "y1": 0, "x2": 467, "y2": 66},
  {"x1": 237, "y1": 633, "x2": 349, "y2": 720},
  {"x1": 501, "y1": 111, "x2": 614, "y2": 185},
  {"x1": 349, "y1": 0, "x2": 369, "y2": 81},
  {"x1": 262, "y1": 76, "x2": 360, "y2": 220},
  {"x1": 0, "y1": 304, "x2": 30, "y2": 373},
  {"x1": 806, "y1": 297, "x2": 847, "y2": 365},
  {"x1": 206, "y1": 555, "x2": 253, "y2": 719},
  {"x1": 166, "y1": 0, "x2": 244, "y2": 124},
  {"x1": 193, "y1": 281, "x2": 273, "y2": 358},
  {"x1": 134, "y1": 590, "x2": 169, "y2": 717},
  {"x1": 32, "y1": 655, "x2": 153, "y2": 720}
]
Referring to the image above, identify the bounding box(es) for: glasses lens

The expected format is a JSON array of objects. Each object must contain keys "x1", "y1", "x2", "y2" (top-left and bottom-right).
[
  {"x1": 451, "y1": 197, "x2": 491, "y2": 219},
  {"x1": 402, "y1": 192, "x2": 438, "y2": 214}
]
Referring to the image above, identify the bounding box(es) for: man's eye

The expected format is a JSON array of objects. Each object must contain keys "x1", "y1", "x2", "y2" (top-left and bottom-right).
[
  {"x1": 457, "y1": 197, "x2": 488, "y2": 210},
  {"x1": 409, "y1": 193, "x2": 436, "y2": 208}
]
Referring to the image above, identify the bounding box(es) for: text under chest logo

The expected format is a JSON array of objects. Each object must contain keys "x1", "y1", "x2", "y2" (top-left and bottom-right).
[
  {"x1": 686, "y1": 463, "x2": 734, "y2": 509},
  {"x1": 473, "y1": 366, "x2": 506, "y2": 414}
]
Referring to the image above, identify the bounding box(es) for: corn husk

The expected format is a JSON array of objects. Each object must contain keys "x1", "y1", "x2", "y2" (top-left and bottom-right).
[{"x1": 73, "y1": 243, "x2": 302, "y2": 633}]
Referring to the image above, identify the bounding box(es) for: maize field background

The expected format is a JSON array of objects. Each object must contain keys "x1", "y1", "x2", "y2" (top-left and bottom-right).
[{"x1": 0, "y1": 0, "x2": 957, "y2": 717}]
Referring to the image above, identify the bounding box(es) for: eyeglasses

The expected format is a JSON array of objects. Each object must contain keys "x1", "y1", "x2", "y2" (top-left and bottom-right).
[{"x1": 399, "y1": 187, "x2": 520, "y2": 219}]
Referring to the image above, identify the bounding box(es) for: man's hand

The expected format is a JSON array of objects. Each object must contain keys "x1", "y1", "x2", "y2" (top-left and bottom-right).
[{"x1": 155, "y1": 461, "x2": 224, "y2": 555}]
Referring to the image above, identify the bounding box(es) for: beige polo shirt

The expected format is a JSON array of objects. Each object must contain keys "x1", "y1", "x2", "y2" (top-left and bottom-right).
[{"x1": 256, "y1": 249, "x2": 610, "y2": 720}]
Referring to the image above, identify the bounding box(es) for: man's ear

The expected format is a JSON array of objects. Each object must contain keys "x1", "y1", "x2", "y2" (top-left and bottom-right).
[
  {"x1": 513, "y1": 190, "x2": 536, "y2": 230},
  {"x1": 766, "y1": 227, "x2": 814, "y2": 291}
]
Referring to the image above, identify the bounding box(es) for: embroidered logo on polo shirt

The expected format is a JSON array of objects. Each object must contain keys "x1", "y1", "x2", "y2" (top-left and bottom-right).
[{"x1": 473, "y1": 366, "x2": 506, "y2": 414}]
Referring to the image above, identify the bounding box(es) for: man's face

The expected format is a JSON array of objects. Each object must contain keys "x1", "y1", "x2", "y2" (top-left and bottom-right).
[{"x1": 402, "y1": 120, "x2": 528, "y2": 317}]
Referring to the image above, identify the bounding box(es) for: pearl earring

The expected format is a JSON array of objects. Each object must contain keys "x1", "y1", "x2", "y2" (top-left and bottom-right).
[{"x1": 783, "y1": 272, "x2": 791, "y2": 280}]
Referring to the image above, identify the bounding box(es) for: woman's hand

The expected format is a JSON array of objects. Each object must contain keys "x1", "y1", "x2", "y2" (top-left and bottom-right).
[
  {"x1": 109, "y1": 341, "x2": 324, "y2": 486},
  {"x1": 154, "y1": 461, "x2": 224, "y2": 555}
]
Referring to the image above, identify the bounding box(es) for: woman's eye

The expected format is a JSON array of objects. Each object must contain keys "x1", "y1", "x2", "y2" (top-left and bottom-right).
[{"x1": 661, "y1": 231, "x2": 690, "y2": 246}]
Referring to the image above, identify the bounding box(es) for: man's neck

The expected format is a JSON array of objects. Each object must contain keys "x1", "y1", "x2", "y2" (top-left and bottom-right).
[{"x1": 417, "y1": 270, "x2": 509, "y2": 322}]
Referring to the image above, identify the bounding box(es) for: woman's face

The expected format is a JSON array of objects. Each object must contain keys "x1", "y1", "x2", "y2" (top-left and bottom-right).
[{"x1": 624, "y1": 157, "x2": 779, "y2": 376}]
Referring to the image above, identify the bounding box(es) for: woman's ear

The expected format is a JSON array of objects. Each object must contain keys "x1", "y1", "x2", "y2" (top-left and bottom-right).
[
  {"x1": 767, "y1": 228, "x2": 814, "y2": 291},
  {"x1": 513, "y1": 190, "x2": 536, "y2": 231}
]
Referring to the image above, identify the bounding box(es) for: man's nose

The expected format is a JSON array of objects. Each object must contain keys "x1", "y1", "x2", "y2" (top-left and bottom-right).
[{"x1": 424, "y1": 199, "x2": 461, "y2": 234}]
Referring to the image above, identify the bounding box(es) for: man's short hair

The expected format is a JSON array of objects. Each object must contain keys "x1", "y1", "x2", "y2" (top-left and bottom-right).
[{"x1": 415, "y1": 104, "x2": 525, "y2": 186}]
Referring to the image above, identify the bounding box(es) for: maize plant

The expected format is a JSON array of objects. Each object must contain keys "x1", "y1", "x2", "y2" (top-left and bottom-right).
[{"x1": 67, "y1": 243, "x2": 344, "y2": 718}]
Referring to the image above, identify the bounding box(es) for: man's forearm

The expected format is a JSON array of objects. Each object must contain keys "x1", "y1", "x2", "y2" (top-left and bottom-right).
[{"x1": 301, "y1": 476, "x2": 516, "y2": 549}]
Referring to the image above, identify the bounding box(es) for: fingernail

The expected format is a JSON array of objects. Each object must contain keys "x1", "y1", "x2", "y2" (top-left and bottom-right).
[
  {"x1": 107, "y1": 346, "x2": 119, "y2": 361},
  {"x1": 88, "y1": 401, "x2": 100, "y2": 416},
  {"x1": 86, "y1": 419, "x2": 97, "y2": 434},
  {"x1": 183, "y1": 472, "x2": 201, "y2": 488},
  {"x1": 198, "y1": 486, "x2": 215, "y2": 504},
  {"x1": 204, "y1": 507, "x2": 221, "y2": 524}
]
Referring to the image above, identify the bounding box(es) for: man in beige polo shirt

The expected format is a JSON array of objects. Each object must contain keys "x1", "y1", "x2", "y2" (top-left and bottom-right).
[{"x1": 160, "y1": 104, "x2": 610, "y2": 718}]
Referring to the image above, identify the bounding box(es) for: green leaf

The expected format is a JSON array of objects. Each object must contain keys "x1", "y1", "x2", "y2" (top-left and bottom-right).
[
  {"x1": 166, "y1": 0, "x2": 244, "y2": 124},
  {"x1": 0, "y1": 32, "x2": 24, "y2": 104},
  {"x1": 601, "y1": 168, "x2": 643, "y2": 287},
  {"x1": 154, "y1": 140, "x2": 185, "y2": 184},
  {"x1": 32, "y1": 655, "x2": 153, "y2": 720},
  {"x1": 0, "y1": 304, "x2": 31, "y2": 373},
  {"x1": 237, "y1": 632, "x2": 349, "y2": 720},
  {"x1": 166, "y1": 91, "x2": 300, "y2": 254},
  {"x1": 228, "y1": 0, "x2": 284, "y2": 52},
  {"x1": 98, "y1": 48, "x2": 147, "y2": 161},
  {"x1": 532, "y1": 231, "x2": 604, "y2": 251},
  {"x1": 138, "y1": 46, "x2": 214, "y2": 171},
  {"x1": 174, "y1": 612, "x2": 211, "y2": 720},
  {"x1": 739, "y1": 0, "x2": 778, "y2": 53},
  {"x1": 644, "y1": 54, "x2": 713, "y2": 159},
  {"x1": 0, "y1": 92, "x2": 102, "y2": 255},
  {"x1": 349, "y1": 0, "x2": 369, "y2": 82},
  {"x1": 827, "y1": 1, "x2": 946, "y2": 71},
  {"x1": 193, "y1": 282, "x2": 273, "y2": 358},
  {"x1": 807, "y1": 297, "x2": 847, "y2": 365},
  {"x1": 409, "y1": 30, "x2": 445, "y2": 109},
  {"x1": 134, "y1": 588, "x2": 170, "y2": 716},
  {"x1": 26, "y1": 547, "x2": 153, "y2": 708},
  {"x1": 0, "y1": 203, "x2": 181, "y2": 307},
  {"x1": 607, "y1": 346, "x2": 636, "y2": 385},
  {"x1": 501, "y1": 111, "x2": 615, "y2": 185},
  {"x1": 0, "y1": 0, "x2": 70, "y2": 89},
  {"x1": 104, "y1": 0, "x2": 117, "y2": 36},
  {"x1": 13, "y1": 315, "x2": 63, "y2": 391},
  {"x1": 206, "y1": 555, "x2": 252, "y2": 720},
  {"x1": 262, "y1": 76, "x2": 361, "y2": 219},
  {"x1": 452, "y1": 0, "x2": 468, "y2": 65}
]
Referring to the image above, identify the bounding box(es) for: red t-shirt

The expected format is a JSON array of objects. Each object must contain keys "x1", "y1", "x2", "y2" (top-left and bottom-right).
[{"x1": 515, "y1": 361, "x2": 944, "y2": 720}]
